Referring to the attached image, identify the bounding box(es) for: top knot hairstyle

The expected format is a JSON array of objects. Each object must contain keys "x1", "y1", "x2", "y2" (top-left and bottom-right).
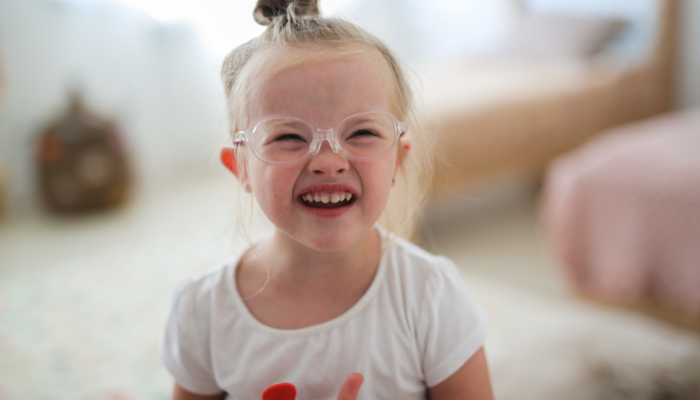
[
  {"x1": 253, "y1": 0, "x2": 319, "y2": 25},
  {"x1": 221, "y1": 0, "x2": 412, "y2": 131},
  {"x1": 221, "y1": 0, "x2": 434, "y2": 240}
]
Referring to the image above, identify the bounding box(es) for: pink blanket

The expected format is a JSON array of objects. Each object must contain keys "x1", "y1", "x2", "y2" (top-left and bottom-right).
[{"x1": 542, "y1": 108, "x2": 700, "y2": 313}]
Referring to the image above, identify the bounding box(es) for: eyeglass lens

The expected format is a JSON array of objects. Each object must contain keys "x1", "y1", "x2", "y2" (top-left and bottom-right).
[{"x1": 250, "y1": 113, "x2": 398, "y2": 163}]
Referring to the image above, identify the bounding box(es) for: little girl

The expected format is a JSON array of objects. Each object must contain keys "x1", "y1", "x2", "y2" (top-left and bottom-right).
[{"x1": 159, "y1": 1, "x2": 493, "y2": 399}]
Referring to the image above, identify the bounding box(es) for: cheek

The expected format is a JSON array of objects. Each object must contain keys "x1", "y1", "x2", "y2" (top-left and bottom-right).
[
  {"x1": 359, "y1": 158, "x2": 396, "y2": 200},
  {"x1": 249, "y1": 162, "x2": 298, "y2": 204}
]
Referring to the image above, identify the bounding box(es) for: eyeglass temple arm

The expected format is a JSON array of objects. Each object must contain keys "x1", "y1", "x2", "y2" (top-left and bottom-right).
[
  {"x1": 232, "y1": 131, "x2": 246, "y2": 145},
  {"x1": 398, "y1": 122, "x2": 407, "y2": 135}
]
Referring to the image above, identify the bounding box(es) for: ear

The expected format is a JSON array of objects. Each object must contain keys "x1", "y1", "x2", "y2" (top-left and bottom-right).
[
  {"x1": 394, "y1": 135, "x2": 412, "y2": 177},
  {"x1": 220, "y1": 147, "x2": 239, "y2": 177}
]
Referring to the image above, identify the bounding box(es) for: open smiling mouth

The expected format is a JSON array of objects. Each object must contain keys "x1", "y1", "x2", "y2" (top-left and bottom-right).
[{"x1": 300, "y1": 192, "x2": 355, "y2": 209}]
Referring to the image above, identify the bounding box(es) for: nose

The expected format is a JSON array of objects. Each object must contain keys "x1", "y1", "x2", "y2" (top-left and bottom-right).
[{"x1": 307, "y1": 140, "x2": 349, "y2": 176}]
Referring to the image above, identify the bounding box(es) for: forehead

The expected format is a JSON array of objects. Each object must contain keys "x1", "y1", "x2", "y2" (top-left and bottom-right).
[{"x1": 245, "y1": 46, "x2": 396, "y2": 125}]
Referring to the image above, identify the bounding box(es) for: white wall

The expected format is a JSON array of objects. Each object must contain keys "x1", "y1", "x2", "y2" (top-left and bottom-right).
[
  {"x1": 678, "y1": 0, "x2": 700, "y2": 109},
  {"x1": 0, "y1": 0, "x2": 228, "y2": 214}
]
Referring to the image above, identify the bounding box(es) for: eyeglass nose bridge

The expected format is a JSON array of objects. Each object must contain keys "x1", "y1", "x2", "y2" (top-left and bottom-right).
[{"x1": 309, "y1": 128, "x2": 343, "y2": 155}]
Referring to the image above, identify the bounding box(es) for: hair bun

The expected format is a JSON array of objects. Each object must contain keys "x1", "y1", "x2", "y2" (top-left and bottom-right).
[{"x1": 254, "y1": 0, "x2": 320, "y2": 25}]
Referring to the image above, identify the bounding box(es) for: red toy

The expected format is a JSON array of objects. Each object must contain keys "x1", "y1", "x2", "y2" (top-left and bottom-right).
[{"x1": 262, "y1": 382, "x2": 297, "y2": 400}]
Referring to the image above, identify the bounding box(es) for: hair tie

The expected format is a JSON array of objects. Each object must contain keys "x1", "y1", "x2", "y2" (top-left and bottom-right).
[{"x1": 253, "y1": 0, "x2": 320, "y2": 26}]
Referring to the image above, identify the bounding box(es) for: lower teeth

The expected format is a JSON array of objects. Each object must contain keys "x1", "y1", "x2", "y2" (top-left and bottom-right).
[{"x1": 304, "y1": 199, "x2": 350, "y2": 208}]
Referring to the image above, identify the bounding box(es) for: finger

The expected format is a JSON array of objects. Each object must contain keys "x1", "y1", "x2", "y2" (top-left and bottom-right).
[{"x1": 336, "y1": 373, "x2": 364, "y2": 400}]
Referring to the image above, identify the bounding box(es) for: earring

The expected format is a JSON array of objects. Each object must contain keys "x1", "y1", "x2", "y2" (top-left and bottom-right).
[
  {"x1": 244, "y1": 182, "x2": 250, "y2": 192},
  {"x1": 392, "y1": 178, "x2": 395, "y2": 184}
]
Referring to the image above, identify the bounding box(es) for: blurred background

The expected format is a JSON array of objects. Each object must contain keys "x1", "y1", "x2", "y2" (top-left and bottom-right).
[{"x1": 1, "y1": 0, "x2": 700, "y2": 399}]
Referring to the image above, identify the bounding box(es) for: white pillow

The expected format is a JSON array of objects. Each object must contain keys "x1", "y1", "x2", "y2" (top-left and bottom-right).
[
  {"x1": 500, "y1": 14, "x2": 626, "y2": 59},
  {"x1": 519, "y1": 0, "x2": 661, "y2": 64}
]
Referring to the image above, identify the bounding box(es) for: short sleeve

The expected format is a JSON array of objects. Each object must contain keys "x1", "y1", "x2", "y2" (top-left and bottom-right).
[
  {"x1": 416, "y1": 257, "x2": 488, "y2": 387},
  {"x1": 159, "y1": 279, "x2": 222, "y2": 395}
]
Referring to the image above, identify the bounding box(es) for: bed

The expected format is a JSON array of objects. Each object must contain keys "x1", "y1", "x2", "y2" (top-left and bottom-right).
[
  {"x1": 541, "y1": 107, "x2": 700, "y2": 318},
  {"x1": 411, "y1": 0, "x2": 677, "y2": 197}
]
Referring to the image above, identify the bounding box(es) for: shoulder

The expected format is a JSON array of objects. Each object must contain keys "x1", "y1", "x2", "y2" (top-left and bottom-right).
[
  {"x1": 382, "y1": 236, "x2": 464, "y2": 289},
  {"x1": 379, "y1": 236, "x2": 477, "y2": 322},
  {"x1": 382, "y1": 240, "x2": 489, "y2": 387},
  {"x1": 174, "y1": 260, "x2": 232, "y2": 298},
  {"x1": 381, "y1": 235, "x2": 487, "y2": 331},
  {"x1": 167, "y1": 258, "x2": 237, "y2": 324},
  {"x1": 160, "y1": 259, "x2": 239, "y2": 395}
]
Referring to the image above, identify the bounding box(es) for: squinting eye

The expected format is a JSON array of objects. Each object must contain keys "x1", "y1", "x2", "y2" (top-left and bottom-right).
[
  {"x1": 272, "y1": 133, "x2": 308, "y2": 142},
  {"x1": 349, "y1": 129, "x2": 380, "y2": 138}
]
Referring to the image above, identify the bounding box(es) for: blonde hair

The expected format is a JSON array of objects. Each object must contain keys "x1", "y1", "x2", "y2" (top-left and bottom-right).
[{"x1": 221, "y1": 2, "x2": 433, "y2": 239}]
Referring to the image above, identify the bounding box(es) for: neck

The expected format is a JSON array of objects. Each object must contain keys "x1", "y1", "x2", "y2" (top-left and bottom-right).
[
  {"x1": 251, "y1": 226, "x2": 382, "y2": 290},
  {"x1": 236, "y1": 226, "x2": 384, "y2": 329}
]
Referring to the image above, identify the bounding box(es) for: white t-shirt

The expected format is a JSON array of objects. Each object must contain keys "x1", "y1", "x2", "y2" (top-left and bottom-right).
[{"x1": 159, "y1": 231, "x2": 488, "y2": 400}]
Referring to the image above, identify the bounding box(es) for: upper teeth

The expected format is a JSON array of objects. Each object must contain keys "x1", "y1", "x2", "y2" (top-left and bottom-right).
[{"x1": 303, "y1": 192, "x2": 353, "y2": 204}]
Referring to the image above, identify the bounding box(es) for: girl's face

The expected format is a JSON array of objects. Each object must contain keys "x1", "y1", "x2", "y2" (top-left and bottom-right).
[{"x1": 241, "y1": 51, "x2": 409, "y2": 253}]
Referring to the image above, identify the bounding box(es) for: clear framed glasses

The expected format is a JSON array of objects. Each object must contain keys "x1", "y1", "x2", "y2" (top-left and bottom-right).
[{"x1": 231, "y1": 111, "x2": 406, "y2": 164}]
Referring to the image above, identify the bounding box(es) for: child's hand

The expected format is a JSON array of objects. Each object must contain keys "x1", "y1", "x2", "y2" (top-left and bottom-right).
[
  {"x1": 262, "y1": 373, "x2": 363, "y2": 400},
  {"x1": 336, "y1": 373, "x2": 364, "y2": 400}
]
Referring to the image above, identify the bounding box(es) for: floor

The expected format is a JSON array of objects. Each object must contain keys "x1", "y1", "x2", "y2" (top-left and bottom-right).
[
  {"x1": 1, "y1": 172, "x2": 699, "y2": 400},
  {"x1": 420, "y1": 177, "x2": 566, "y2": 298}
]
